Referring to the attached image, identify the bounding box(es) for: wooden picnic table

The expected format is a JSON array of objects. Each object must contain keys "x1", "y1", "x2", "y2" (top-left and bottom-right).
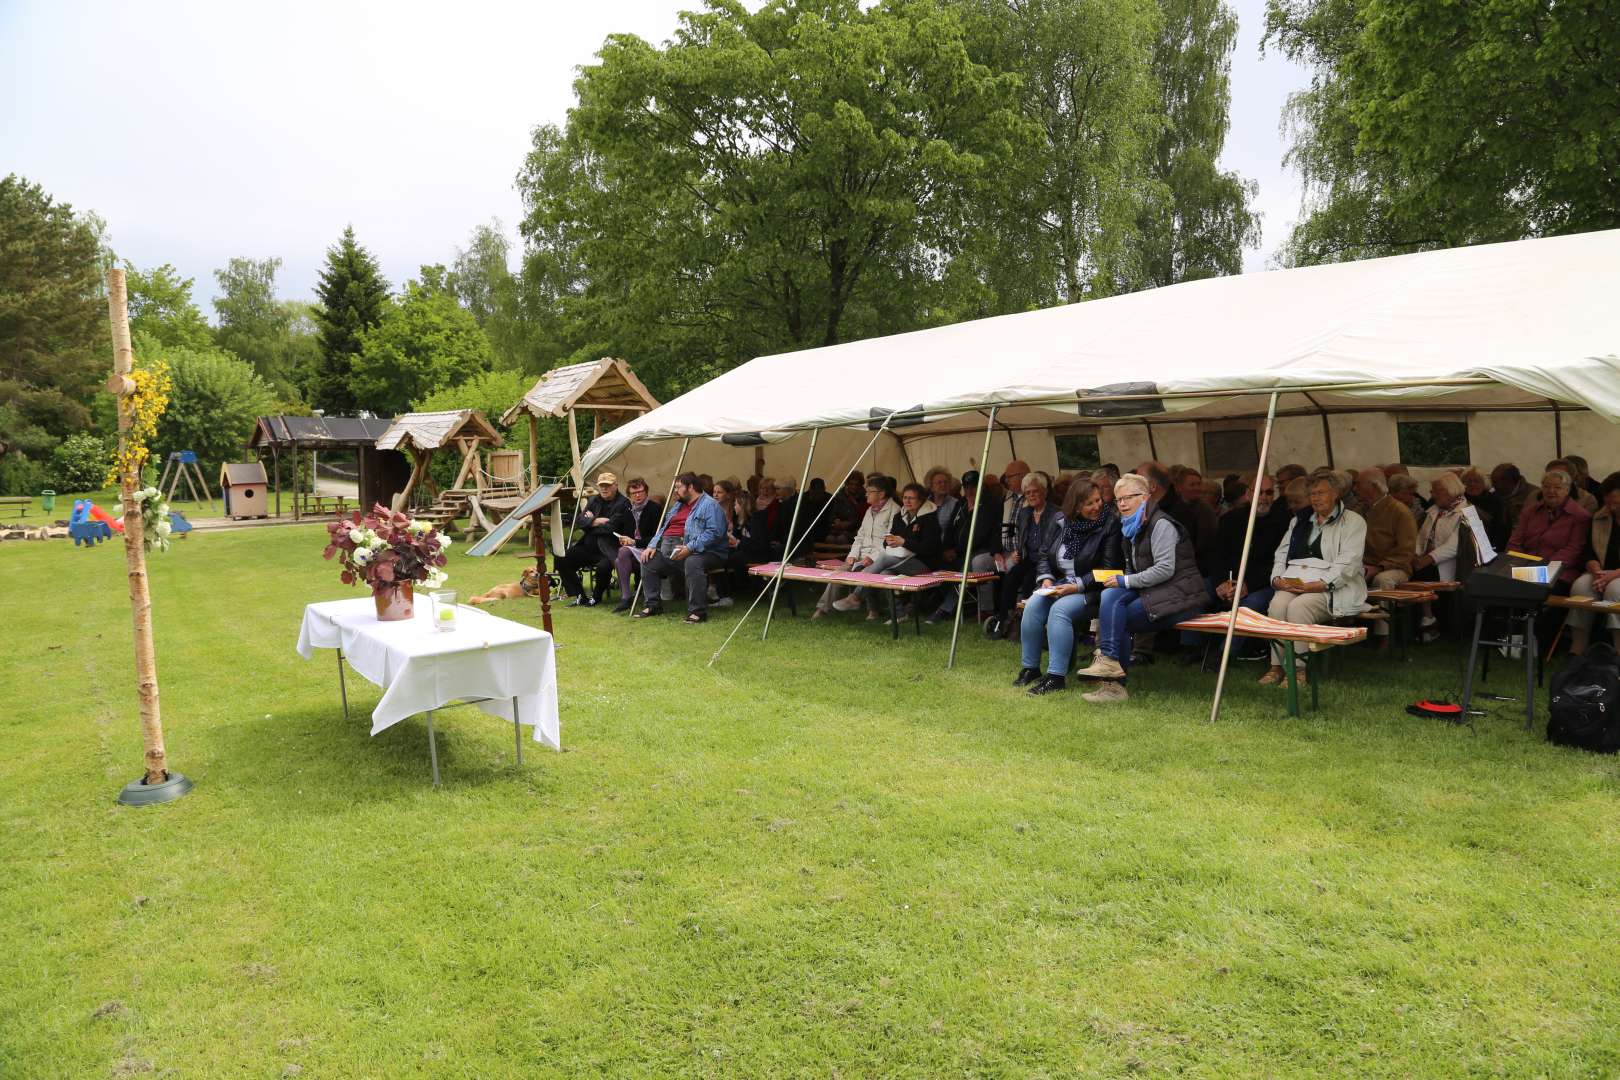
[
  {"x1": 748, "y1": 562, "x2": 997, "y2": 639},
  {"x1": 299, "y1": 494, "x2": 353, "y2": 517},
  {"x1": 1178, "y1": 608, "x2": 1367, "y2": 717}
]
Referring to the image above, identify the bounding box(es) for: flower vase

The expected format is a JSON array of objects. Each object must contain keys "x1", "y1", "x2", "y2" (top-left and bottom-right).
[{"x1": 373, "y1": 582, "x2": 414, "y2": 621}]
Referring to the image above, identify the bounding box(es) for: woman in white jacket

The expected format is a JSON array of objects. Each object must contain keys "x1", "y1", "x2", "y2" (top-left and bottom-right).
[
  {"x1": 813, "y1": 478, "x2": 899, "y2": 619},
  {"x1": 1261, "y1": 469, "x2": 1368, "y2": 685}
]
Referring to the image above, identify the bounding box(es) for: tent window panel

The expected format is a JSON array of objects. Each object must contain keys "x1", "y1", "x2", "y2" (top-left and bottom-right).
[
  {"x1": 1055, "y1": 433, "x2": 1101, "y2": 471},
  {"x1": 1203, "y1": 429, "x2": 1259, "y2": 473},
  {"x1": 1397, "y1": 420, "x2": 1470, "y2": 468}
]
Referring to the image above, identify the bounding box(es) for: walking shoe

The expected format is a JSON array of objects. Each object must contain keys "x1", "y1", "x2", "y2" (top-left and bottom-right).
[
  {"x1": 712, "y1": 596, "x2": 734, "y2": 608},
  {"x1": 612, "y1": 598, "x2": 633, "y2": 614},
  {"x1": 1076, "y1": 654, "x2": 1126, "y2": 680},
  {"x1": 567, "y1": 595, "x2": 597, "y2": 608},
  {"x1": 1257, "y1": 666, "x2": 1284, "y2": 685},
  {"x1": 631, "y1": 605, "x2": 665, "y2": 619},
  {"x1": 1012, "y1": 666, "x2": 1040, "y2": 687},
  {"x1": 1027, "y1": 673, "x2": 1067, "y2": 696},
  {"x1": 832, "y1": 595, "x2": 863, "y2": 613},
  {"x1": 1081, "y1": 680, "x2": 1128, "y2": 703}
]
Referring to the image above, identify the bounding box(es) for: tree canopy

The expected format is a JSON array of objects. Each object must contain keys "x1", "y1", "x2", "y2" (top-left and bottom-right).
[
  {"x1": 1266, "y1": 0, "x2": 1620, "y2": 264},
  {"x1": 126, "y1": 262, "x2": 214, "y2": 350},
  {"x1": 349, "y1": 270, "x2": 494, "y2": 416},
  {"x1": 311, "y1": 226, "x2": 390, "y2": 413}
]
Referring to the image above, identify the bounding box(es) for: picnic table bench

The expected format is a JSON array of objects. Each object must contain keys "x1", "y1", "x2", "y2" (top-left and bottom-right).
[
  {"x1": 748, "y1": 562, "x2": 997, "y2": 640},
  {"x1": 1177, "y1": 607, "x2": 1368, "y2": 717},
  {"x1": 300, "y1": 494, "x2": 354, "y2": 517},
  {"x1": 0, "y1": 496, "x2": 31, "y2": 519}
]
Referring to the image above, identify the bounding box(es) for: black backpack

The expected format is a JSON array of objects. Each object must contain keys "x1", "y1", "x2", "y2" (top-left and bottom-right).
[{"x1": 1547, "y1": 644, "x2": 1620, "y2": 754}]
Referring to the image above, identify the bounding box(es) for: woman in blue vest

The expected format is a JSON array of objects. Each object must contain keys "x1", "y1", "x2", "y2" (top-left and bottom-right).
[{"x1": 1014, "y1": 476, "x2": 1123, "y2": 695}]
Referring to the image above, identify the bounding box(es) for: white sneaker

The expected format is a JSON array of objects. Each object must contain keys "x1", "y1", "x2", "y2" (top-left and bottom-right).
[
  {"x1": 707, "y1": 584, "x2": 720, "y2": 602},
  {"x1": 713, "y1": 596, "x2": 734, "y2": 608},
  {"x1": 832, "y1": 595, "x2": 863, "y2": 613}
]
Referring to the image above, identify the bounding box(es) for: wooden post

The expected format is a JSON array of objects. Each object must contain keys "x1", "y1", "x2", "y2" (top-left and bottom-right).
[
  {"x1": 566, "y1": 410, "x2": 583, "y2": 489},
  {"x1": 527, "y1": 413, "x2": 539, "y2": 492},
  {"x1": 106, "y1": 269, "x2": 169, "y2": 786},
  {"x1": 530, "y1": 509, "x2": 555, "y2": 637},
  {"x1": 272, "y1": 446, "x2": 281, "y2": 518}
]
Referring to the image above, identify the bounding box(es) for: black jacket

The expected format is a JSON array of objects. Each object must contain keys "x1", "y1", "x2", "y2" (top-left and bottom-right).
[
  {"x1": 948, "y1": 498, "x2": 1004, "y2": 567},
  {"x1": 574, "y1": 491, "x2": 635, "y2": 543},
  {"x1": 626, "y1": 499, "x2": 663, "y2": 550},
  {"x1": 1215, "y1": 500, "x2": 1292, "y2": 593},
  {"x1": 890, "y1": 507, "x2": 943, "y2": 570},
  {"x1": 1036, "y1": 515, "x2": 1124, "y2": 594},
  {"x1": 1013, "y1": 503, "x2": 1064, "y2": 563}
]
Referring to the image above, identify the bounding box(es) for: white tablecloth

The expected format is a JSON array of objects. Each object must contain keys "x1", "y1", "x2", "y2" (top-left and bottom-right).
[{"x1": 297, "y1": 597, "x2": 560, "y2": 750}]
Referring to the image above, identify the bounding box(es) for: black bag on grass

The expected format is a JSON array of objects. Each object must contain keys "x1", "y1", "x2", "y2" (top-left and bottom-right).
[{"x1": 1547, "y1": 644, "x2": 1620, "y2": 754}]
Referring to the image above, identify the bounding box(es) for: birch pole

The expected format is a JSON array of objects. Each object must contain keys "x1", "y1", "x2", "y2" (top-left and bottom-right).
[{"x1": 106, "y1": 268, "x2": 177, "y2": 794}]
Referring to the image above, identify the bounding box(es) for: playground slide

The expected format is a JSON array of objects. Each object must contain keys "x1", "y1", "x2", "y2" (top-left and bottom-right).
[{"x1": 87, "y1": 503, "x2": 125, "y2": 532}]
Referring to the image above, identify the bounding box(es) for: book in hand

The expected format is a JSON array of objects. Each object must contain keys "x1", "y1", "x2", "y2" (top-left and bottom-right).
[
  {"x1": 1278, "y1": 577, "x2": 1312, "y2": 591},
  {"x1": 1093, "y1": 568, "x2": 1124, "y2": 585},
  {"x1": 1032, "y1": 585, "x2": 1058, "y2": 597}
]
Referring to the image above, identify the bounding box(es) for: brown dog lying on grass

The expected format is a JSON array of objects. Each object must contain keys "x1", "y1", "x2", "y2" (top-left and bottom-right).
[{"x1": 469, "y1": 568, "x2": 545, "y2": 606}]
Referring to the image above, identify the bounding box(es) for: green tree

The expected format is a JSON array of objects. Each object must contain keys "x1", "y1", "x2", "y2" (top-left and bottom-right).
[
  {"x1": 126, "y1": 262, "x2": 213, "y2": 350},
  {"x1": 213, "y1": 256, "x2": 294, "y2": 383},
  {"x1": 453, "y1": 221, "x2": 533, "y2": 371},
  {"x1": 350, "y1": 272, "x2": 494, "y2": 416},
  {"x1": 1266, "y1": 0, "x2": 1620, "y2": 264},
  {"x1": 311, "y1": 226, "x2": 389, "y2": 413},
  {"x1": 0, "y1": 174, "x2": 107, "y2": 492},
  {"x1": 140, "y1": 334, "x2": 275, "y2": 475},
  {"x1": 1132, "y1": 0, "x2": 1259, "y2": 288},
  {"x1": 518, "y1": 0, "x2": 1024, "y2": 398}
]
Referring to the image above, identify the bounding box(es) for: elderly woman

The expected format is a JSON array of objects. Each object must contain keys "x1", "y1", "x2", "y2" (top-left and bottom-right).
[
  {"x1": 813, "y1": 477, "x2": 898, "y2": 619},
  {"x1": 1073, "y1": 473, "x2": 1208, "y2": 704},
  {"x1": 830, "y1": 482, "x2": 940, "y2": 619},
  {"x1": 1462, "y1": 466, "x2": 1510, "y2": 549},
  {"x1": 1014, "y1": 477, "x2": 1123, "y2": 695},
  {"x1": 986, "y1": 471, "x2": 1064, "y2": 638},
  {"x1": 1261, "y1": 469, "x2": 1368, "y2": 686},
  {"x1": 1566, "y1": 472, "x2": 1620, "y2": 656},
  {"x1": 1283, "y1": 476, "x2": 1310, "y2": 513},
  {"x1": 1507, "y1": 469, "x2": 1592, "y2": 586}
]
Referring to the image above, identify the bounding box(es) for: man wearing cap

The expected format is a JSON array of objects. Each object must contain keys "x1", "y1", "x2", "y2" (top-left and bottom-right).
[{"x1": 556, "y1": 471, "x2": 635, "y2": 606}]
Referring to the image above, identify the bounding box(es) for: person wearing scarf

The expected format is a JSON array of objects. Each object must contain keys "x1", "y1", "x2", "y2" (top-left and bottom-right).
[
  {"x1": 1014, "y1": 477, "x2": 1123, "y2": 695},
  {"x1": 1075, "y1": 473, "x2": 1209, "y2": 703},
  {"x1": 1262, "y1": 468, "x2": 1368, "y2": 684},
  {"x1": 611, "y1": 477, "x2": 662, "y2": 613}
]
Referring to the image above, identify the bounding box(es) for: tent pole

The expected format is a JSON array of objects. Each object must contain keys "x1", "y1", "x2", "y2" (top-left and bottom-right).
[
  {"x1": 1549, "y1": 399, "x2": 1563, "y2": 458},
  {"x1": 1304, "y1": 391, "x2": 1334, "y2": 466},
  {"x1": 947, "y1": 405, "x2": 999, "y2": 670},
  {"x1": 761, "y1": 427, "x2": 820, "y2": 641},
  {"x1": 628, "y1": 438, "x2": 691, "y2": 615},
  {"x1": 892, "y1": 430, "x2": 918, "y2": 484},
  {"x1": 708, "y1": 418, "x2": 894, "y2": 668},
  {"x1": 1143, "y1": 420, "x2": 1158, "y2": 461},
  {"x1": 1209, "y1": 391, "x2": 1280, "y2": 723}
]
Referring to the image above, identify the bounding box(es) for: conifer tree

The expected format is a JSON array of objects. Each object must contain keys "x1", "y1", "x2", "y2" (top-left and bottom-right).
[{"x1": 311, "y1": 226, "x2": 389, "y2": 413}]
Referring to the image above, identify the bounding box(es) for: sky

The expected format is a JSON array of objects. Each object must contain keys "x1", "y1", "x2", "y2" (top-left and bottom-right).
[{"x1": 0, "y1": 0, "x2": 1312, "y2": 314}]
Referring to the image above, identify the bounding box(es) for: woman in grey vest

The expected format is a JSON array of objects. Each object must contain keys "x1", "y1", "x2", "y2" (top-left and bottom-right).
[{"x1": 1076, "y1": 473, "x2": 1208, "y2": 703}]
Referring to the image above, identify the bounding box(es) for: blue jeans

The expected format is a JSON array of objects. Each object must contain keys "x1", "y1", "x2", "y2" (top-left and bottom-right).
[
  {"x1": 1019, "y1": 590, "x2": 1095, "y2": 675},
  {"x1": 1097, "y1": 587, "x2": 1203, "y2": 673}
]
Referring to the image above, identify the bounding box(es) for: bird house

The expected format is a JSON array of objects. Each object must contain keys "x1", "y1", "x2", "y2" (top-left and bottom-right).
[{"x1": 219, "y1": 462, "x2": 269, "y2": 520}]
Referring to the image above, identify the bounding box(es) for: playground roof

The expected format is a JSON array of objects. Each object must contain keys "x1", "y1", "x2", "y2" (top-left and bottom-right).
[
  {"x1": 374, "y1": 410, "x2": 503, "y2": 453},
  {"x1": 249, "y1": 415, "x2": 396, "y2": 450},
  {"x1": 499, "y1": 358, "x2": 660, "y2": 426}
]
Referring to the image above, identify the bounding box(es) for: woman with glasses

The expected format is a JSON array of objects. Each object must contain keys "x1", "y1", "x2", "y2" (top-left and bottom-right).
[{"x1": 1013, "y1": 476, "x2": 1122, "y2": 695}]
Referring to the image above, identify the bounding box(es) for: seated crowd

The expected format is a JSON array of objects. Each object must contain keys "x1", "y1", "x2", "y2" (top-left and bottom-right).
[{"x1": 554, "y1": 451, "x2": 1620, "y2": 700}]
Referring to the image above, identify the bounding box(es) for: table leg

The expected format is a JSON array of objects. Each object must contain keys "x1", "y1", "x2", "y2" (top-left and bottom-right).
[
  {"x1": 427, "y1": 710, "x2": 441, "y2": 787},
  {"x1": 913, "y1": 596, "x2": 922, "y2": 637},
  {"x1": 1284, "y1": 640, "x2": 1300, "y2": 717},
  {"x1": 1397, "y1": 605, "x2": 1410, "y2": 663},
  {"x1": 1309, "y1": 652, "x2": 1320, "y2": 713},
  {"x1": 889, "y1": 592, "x2": 900, "y2": 642},
  {"x1": 513, "y1": 695, "x2": 523, "y2": 766},
  {"x1": 1459, "y1": 609, "x2": 1484, "y2": 719},
  {"x1": 1524, "y1": 612, "x2": 1537, "y2": 732},
  {"x1": 337, "y1": 649, "x2": 349, "y2": 722}
]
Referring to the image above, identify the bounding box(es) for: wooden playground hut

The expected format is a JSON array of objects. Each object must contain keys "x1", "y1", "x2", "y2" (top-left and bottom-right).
[
  {"x1": 500, "y1": 358, "x2": 661, "y2": 490},
  {"x1": 248, "y1": 415, "x2": 403, "y2": 519},
  {"x1": 373, "y1": 409, "x2": 505, "y2": 529}
]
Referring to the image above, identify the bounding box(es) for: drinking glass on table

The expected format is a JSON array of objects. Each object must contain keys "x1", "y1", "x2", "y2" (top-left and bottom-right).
[{"x1": 431, "y1": 589, "x2": 458, "y2": 632}]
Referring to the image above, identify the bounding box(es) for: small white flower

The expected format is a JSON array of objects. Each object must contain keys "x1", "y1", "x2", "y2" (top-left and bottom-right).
[
  {"x1": 438, "y1": 535, "x2": 452, "y2": 549},
  {"x1": 348, "y1": 527, "x2": 366, "y2": 544},
  {"x1": 353, "y1": 548, "x2": 372, "y2": 566},
  {"x1": 156, "y1": 520, "x2": 172, "y2": 537},
  {"x1": 368, "y1": 536, "x2": 387, "y2": 551}
]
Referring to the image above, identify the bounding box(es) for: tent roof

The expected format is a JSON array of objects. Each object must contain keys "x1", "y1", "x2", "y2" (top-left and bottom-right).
[
  {"x1": 249, "y1": 415, "x2": 396, "y2": 450},
  {"x1": 582, "y1": 229, "x2": 1620, "y2": 473},
  {"x1": 375, "y1": 410, "x2": 503, "y2": 452},
  {"x1": 499, "y1": 358, "x2": 660, "y2": 426}
]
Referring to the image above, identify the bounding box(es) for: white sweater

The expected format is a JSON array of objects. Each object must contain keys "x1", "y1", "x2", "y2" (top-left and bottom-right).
[{"x1": 848, "y1": 499, "x2": 899, "y2": 563}]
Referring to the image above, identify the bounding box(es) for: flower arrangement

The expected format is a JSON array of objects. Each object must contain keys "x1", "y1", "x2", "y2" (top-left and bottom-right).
[
  {"x1": 130, "y1": 486, "x2": 174, "y2": 553},
  {"x1": 324, "y1": 504, "x2": 450, "y2": 594}
]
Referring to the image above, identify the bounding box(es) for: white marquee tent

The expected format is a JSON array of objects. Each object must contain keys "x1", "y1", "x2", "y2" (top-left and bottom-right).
[{"x1": 582, "y1": 229, "x2": 1620, "y2": 488}]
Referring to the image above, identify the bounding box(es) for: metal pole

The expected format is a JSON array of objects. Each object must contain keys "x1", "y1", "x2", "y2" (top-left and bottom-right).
[
  {"x1": 1209, "y1": 391, "x2": 1280, "y2": 723},
  {"x1": 762, "y1": 427, "x2": 820, "y2": 640},
  {"x1": 707, "y1": 418, "x2": 895, "y2": 668},
  {"x1": 337, "y1": 650, "x2": 349, "y2": 722},
  {"x1": 947, "y1": 405, "x2": 999, "y2": 670},
  {"x1": 426, "y1": 710, "x2": 440, "y2": 787},
  {"x1": 629, "y1": 438, "x2": 691, "y2": 615},
  {"x1": 513, "y1": 696, "x2": 523, "y2": 766}
]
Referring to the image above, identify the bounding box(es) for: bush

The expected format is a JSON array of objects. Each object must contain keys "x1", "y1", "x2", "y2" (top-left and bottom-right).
[
  {"x1": 144, "y1": 341, "x2": 274, "y2": 476},
  {"x1": 49, "y1": 433, "x2": 111, "y2": 493},
  {"x1": 0, "y1": 455, "x2": 49, "y2": 498}
]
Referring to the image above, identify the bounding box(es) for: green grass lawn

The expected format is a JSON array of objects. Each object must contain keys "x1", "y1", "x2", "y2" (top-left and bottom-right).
[{"x1": 3, "y1": 526, "x2": 1618, "y2": 1077}]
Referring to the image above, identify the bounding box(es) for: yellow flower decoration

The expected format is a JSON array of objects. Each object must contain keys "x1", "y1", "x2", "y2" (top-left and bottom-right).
[{"x1": 108, "y1": 359, "x2": 173, "y2": 487}]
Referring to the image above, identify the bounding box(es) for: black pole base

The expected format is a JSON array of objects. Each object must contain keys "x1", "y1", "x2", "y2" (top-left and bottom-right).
[{"x1": 116, "y1": 772, "x2": 194, "y2": 807}]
